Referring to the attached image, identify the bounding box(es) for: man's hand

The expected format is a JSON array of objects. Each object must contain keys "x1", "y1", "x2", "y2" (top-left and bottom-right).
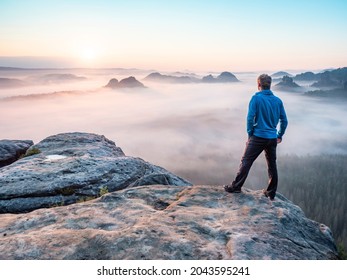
[{"x1": 277, "y1": 138, "x2": 282, "y2": 144}]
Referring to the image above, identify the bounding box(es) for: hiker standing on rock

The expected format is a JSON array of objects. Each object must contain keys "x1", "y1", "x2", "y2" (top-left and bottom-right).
[{"x1": 225, "y1": 74, "x2": 288, "y2": 200}]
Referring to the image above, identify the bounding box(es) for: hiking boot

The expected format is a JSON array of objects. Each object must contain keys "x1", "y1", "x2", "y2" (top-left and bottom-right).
[
  {"x1": 224, "y1": 184, "x2": 241, "y2": 193},
  {"x1": 263, "y1": 189, "x2": 275, "y2": 201}
]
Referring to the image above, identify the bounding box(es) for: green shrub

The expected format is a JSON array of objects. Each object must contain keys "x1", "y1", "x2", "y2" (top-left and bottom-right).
[
  {"x1": 338, "y1": 243, "x2": 347, "y2": 260},
  {"x1": 99, "y1": 186, "x2": 109, "y2": 196},
  {"x1": 24, "y1": 147, "x2": 41, "y2": 157}
]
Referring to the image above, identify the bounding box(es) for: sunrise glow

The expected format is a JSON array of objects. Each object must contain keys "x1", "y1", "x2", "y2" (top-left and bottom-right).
[{"x1": 0, "y1": 0, "x2": 346, "y2": 71}]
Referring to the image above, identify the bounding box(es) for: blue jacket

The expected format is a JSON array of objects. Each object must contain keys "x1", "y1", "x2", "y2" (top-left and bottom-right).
[{"x1": 247, "y1": 90, "x2": 288, "y2": 139}]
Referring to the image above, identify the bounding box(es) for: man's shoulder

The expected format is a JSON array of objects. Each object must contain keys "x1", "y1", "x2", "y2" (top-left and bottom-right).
[
  {"x1": 273, "y1": 94, "x2": 283, "y2": 103},
  {"x1": 268, "y1": 91, "x2": 283, "y2": 102}
]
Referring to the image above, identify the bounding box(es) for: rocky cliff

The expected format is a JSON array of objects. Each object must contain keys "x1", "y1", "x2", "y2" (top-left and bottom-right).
[
  {"x1": 0, "y1": 133, "x2": 190, "y2": 213},
  {"x1": 0, "y1": 133, "x2": 338, "y2": 260}
]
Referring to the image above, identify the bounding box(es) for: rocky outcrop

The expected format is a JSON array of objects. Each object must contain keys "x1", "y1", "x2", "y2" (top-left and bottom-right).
[
  {"x1": 0, "y1": 185, "x2": 337, "y2": 260},
  {"x1": 0, "y1": 132, "x2": 338, "y2": 260},
  {"x1": 0, "y1": 140, "x2": 33, "y2": 167},
  {"x1": 274, "y1": 76, "x2": 301, "y2": 91},
  {"x1": 105, "y1": 76, "x2": 145, "y2": 88},
  {"x1": 104, "y1": 78, "x2": 119, "y2": 88},
  {"x1": 217, "y1": 72, "x2": 239, "y2": 82},
  {"x1": 201, "y1": 74, "x2": 215, "y2": 83},
  {"x1": 0, "y1": 133, "x2": 191, "y2": 213},
  {"x1": 117, "y1": 76, "x2": 145, "y2": 88},
  {"x1": 202, "y1": 72, "x2": 239, "y2": 83}
]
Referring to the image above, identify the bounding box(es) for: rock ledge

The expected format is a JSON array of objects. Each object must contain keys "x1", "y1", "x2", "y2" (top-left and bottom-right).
[
  {"x1": 0, "y1": 185, "x2": 338, "y2": 260},
  {"x1": 0, "y1": 132, "x2": 191, "y2": 213}
]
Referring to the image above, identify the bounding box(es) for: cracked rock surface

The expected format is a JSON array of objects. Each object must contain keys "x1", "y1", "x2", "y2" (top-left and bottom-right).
[
  {"x1": 0, "y1": 185, "x2": 338, "y2": 260},
  {"x1": 0, "y1": 132, "x2": 191, "y2": 213}
]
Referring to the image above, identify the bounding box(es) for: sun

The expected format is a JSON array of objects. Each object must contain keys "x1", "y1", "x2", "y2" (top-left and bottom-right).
[{"x1": 80, "y1": 47, "x2": 98, "y2": 63}]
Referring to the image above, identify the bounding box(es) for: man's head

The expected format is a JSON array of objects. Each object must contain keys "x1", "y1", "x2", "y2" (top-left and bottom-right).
[{"x1": 257, "y1": 74, "x2": 272, "y2": 90}]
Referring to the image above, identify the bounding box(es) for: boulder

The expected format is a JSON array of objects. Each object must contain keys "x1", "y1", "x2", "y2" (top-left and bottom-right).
[
  {"x1": 0, "y1": 140, "x2": 33, "y2": 167},
  {"x1": 0, "y1": 185, "x2": 338, "y2": 260},
  {"x1": 0, "y1": 132, "x2": 191, "y2": 213}
]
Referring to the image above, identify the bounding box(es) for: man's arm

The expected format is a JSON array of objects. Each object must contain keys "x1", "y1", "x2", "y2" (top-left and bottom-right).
[
  {"x1": 247, "y1": 96, "x2": 257, "y2": 137},
  {"x1": 277, "y1": 101, "x2": 288, "y2": 141}
]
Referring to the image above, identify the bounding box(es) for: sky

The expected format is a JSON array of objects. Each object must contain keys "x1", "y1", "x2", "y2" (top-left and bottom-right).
[{"x1": 0, "y1": 0, "x2": 347, "y2": 71}]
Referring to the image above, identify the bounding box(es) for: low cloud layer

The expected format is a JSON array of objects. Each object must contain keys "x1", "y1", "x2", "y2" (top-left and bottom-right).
[{"x1": 1, "y1": 71, "x2": 346, "y2": 185}]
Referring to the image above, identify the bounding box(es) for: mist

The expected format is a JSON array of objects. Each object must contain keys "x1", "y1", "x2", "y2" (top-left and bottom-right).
[{"x1": 1, "y1": 70, "x2": 347, "y2": 186}]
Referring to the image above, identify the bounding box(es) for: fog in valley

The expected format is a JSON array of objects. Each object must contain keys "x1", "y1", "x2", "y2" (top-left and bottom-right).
[
  {"x1": 1, "y1": 69, "x2": 347, "y2": 185},
  {"x1": 1, "y1": 68, "x2": 347, "y2": 248}
]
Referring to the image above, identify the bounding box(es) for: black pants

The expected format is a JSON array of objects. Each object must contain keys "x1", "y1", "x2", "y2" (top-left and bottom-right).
[{"x1": 232, "y1": 135, "x2": 278, "y2": 198}]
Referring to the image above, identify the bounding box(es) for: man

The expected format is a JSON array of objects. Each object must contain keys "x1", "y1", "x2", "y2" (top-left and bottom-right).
[{"x1": 224, "y1": 74, "x2": 288, "y2": 200}]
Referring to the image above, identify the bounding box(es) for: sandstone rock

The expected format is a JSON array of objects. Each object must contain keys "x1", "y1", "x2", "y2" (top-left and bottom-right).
[
  {"x1": 0, "y1": 140, "x2": 33, "y2": 168},
  {"x1": 0, "y1": 133, "x2": 191, "y2": 213},
  {"x1": 104, "y1": 78, "x2": 119, "y2": 88},
  {"x1": 105, "y1": 77, "x2": 145, "y2": 88},
  {"x1": 0, "y1": 185, "x2": 337, "y2": 260},
  {"x1": 217, "y1": 72, "x2": 239, "y2": 82},
  {"x1": 202, "y1": 72, "x2": 239, "y2": 83},
  {"x1": 274, "y1": 76, "x2": 301, "y2": 91},
  {"x1": 118, "y1": 76, "x2": 145, "y2": 88},
  {"x1": 201, "y1": 74, "x2": 216, "y2": 83}
]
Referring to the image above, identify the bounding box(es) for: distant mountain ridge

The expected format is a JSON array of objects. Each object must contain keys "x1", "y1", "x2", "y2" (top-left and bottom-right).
[
  {"x1": 294, "y1": 67, "x2": 347, "y2": 98},
  {"x1": 294, "y1": 67, "x2": 347, "y2": 86},
  {"x1": 271, "y1": 71, "x2": 293, "y2": 78},
  {"x1": 264, "y1": 67, "x2": 347, "y2": 98},
  {"x1": 0, "y1": 77, "x2": 28, "y2": 88},
  {"x1": 32, "y1": 73, "x2": 87, "y2": 84},
  {"x1": 144, "y1": 71, "x2": 239, "y2": 84},
  {"x1": 144, "y1": 72, "x2": 198, "y2": 84}
]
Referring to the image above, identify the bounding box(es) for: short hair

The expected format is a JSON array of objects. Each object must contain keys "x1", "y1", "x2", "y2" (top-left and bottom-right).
[{"x1": 257, "y1": 74, "x2": 272, "y2": 90}]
